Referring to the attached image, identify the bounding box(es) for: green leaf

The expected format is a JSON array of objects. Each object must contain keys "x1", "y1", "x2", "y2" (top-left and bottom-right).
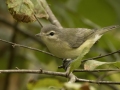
[
  {"x1": 68, "y1": 35, "x2": 100, "y2": 74},
  {"x1": 27, "y1": 78, "x2": 62, "y2": 90},
  {"x1": 84, "y1": 60, "x2": 120, "y2": 70}
]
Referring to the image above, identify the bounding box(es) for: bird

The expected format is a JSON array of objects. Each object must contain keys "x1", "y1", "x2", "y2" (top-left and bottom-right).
[{"x1": 36, "y1": 24, "x2": 119, "y2": 59}]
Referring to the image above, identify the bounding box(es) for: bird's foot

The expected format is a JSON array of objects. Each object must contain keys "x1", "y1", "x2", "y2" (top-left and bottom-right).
[{"x1": 58, "y1": 58, "x2": 73, "y2": 70}]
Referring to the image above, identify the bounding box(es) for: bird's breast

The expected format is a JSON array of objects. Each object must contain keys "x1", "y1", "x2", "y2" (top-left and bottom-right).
[{"x1": 46, "y1": 40, "x2": 80, "y2": 59}]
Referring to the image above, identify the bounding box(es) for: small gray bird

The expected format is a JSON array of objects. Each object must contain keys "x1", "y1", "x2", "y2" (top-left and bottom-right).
[{"x1": 36, "y1": 25, "x2": 119, "y2": 59}]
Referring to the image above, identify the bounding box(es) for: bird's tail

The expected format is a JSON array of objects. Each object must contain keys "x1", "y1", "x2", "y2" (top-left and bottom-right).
[{"x1": 97, "y1": 25, "x2": 120, "y2": 35}]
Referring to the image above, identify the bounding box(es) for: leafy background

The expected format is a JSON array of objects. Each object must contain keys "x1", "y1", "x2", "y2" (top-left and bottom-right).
[{"x1": 0, "y1": 0, "x2": 120, "y2": 90}]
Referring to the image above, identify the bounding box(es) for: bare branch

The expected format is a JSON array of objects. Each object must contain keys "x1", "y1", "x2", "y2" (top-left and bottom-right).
[
  {"x1": 87, "y1": 76, "x2": 120, "y2": 85},
  {"x1": 82, "y1": 49, "x2": 120, "y2": 62},
  {"x1": 68, "y1": 73, "x2": 76, "y2": 83},
  {"x1": 43, "y1": 0, "x2": 63, "y2": 28},
  {"x1": 76, "y1": 78, "x2": 120, "y2": 84},
  {"x1": 0, "y1": 38, "x2": 61, "y2": 59},
  {"x1": 0, "y1": 69, "x2": 120, "y2": 84},
  {"x1": 0, "y1": 69, "x2": 66, "y2": 77},
  {"x1": 34, "y1": 14, "x2": 43, "y2": 28},
  {"x1": 73, "y1": 69, "x2": 120, "y2": 72}
]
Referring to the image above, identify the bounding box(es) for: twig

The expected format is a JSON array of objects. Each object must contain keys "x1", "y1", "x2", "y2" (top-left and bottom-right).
[
  {"x1": 0, "y1": 38, "x2": 60, "y2": 59},
  {"x1": 76, "y1": 77, "x2": 120, "y2": 84},
  {"x1": 34, "y1": 14, "x2": 43, "y2": 28},
  {"x1": 0, "y1": 69, "x2": 66, "y2": 77},
  {"x1": 0, "y1": 69, "x2": 120, "y2": 84},
  {"x1": 82, "y1": 49, "x2": 120, "y2": 62},
  {"x1": 73, "y1": 69, "x2": 120, "y2": 72},
  {"x1": 43, "y1": 0, "x2": 63, "y2": 28}
]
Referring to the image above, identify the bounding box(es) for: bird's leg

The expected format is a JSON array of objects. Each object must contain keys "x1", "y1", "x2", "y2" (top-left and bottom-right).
[{"x1": 58, "y1": 58, "x2": 74, "y2": 70}]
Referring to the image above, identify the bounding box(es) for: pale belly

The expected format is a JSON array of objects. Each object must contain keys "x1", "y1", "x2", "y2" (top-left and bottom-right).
[
  {"x1": 50, "y1": 48, "x2": 80, "y2": 59},
  {"x1": 47, "y1": 43, "x2": 80, "y2": 59}
]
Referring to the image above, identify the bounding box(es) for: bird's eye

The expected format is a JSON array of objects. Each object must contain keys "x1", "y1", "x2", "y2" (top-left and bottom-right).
[{"x1": 49, "y1": 31, "x2": 55, "y2": 36}]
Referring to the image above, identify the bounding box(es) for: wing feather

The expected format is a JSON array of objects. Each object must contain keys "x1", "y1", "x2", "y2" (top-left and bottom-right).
[{"x1": 61, "y1": 28, "x2": 95, "y2": 48}]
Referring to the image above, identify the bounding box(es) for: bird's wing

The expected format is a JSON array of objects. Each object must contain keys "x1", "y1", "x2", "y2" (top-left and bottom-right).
[{"x1": 62, "y1": 28, "x2": 95, "y2": 48}]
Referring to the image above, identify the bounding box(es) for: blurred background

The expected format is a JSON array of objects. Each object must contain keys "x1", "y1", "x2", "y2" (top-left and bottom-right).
[{"x1": 0, "y1": 0, "x2": 120, "y2": 90}]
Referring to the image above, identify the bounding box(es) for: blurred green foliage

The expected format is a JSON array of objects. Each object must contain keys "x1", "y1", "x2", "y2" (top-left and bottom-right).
[
  {"x1": 0, "y1": 0, "x2": 120, "y2": 90},
  {"x1": 27, "y1": 78, "x2": 63, "y2": 90}
]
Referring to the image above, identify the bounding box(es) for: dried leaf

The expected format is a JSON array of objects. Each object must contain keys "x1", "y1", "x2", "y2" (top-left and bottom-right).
[
  {"x1": 6, "y1": 0, "x2": 35, "y2": 22},
  {"x1": 6, "y1": 0, "x2": 48, "y2": 23},
  {"x1": 84, "y1": 60, "x2": 120, "y2": 70}
]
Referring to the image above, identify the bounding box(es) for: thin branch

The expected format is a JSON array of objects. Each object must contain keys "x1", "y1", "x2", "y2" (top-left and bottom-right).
[
  {"x1": 0, "y1": 69, "x2": 120, "y2": 85},
  {"x1": 73, "y1": 69, "x2": 120, "y2": 72},
  {"x1": 76, "y1": 77, "x2": 120, "y2": 84},
  {"x1": 82, "y1": 49, "x2": 120, "y2": 62},
  {"x1": 0, "y1": 69, "x2": 66, "y2": 77},
  {"x1": 43, "y1": 0, "x2": 63, "y2": 28},
  {"x1": 34, "y1": 14, "x2": 43, "y2": 28},
  {"x1": 0, "y1": 38, "x2": 60, "y2": 59}
]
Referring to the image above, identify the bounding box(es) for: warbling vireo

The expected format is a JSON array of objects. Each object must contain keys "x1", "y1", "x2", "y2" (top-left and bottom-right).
[{"x1": 36, "y1": 25, "x2": 119, "y2": 59}]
